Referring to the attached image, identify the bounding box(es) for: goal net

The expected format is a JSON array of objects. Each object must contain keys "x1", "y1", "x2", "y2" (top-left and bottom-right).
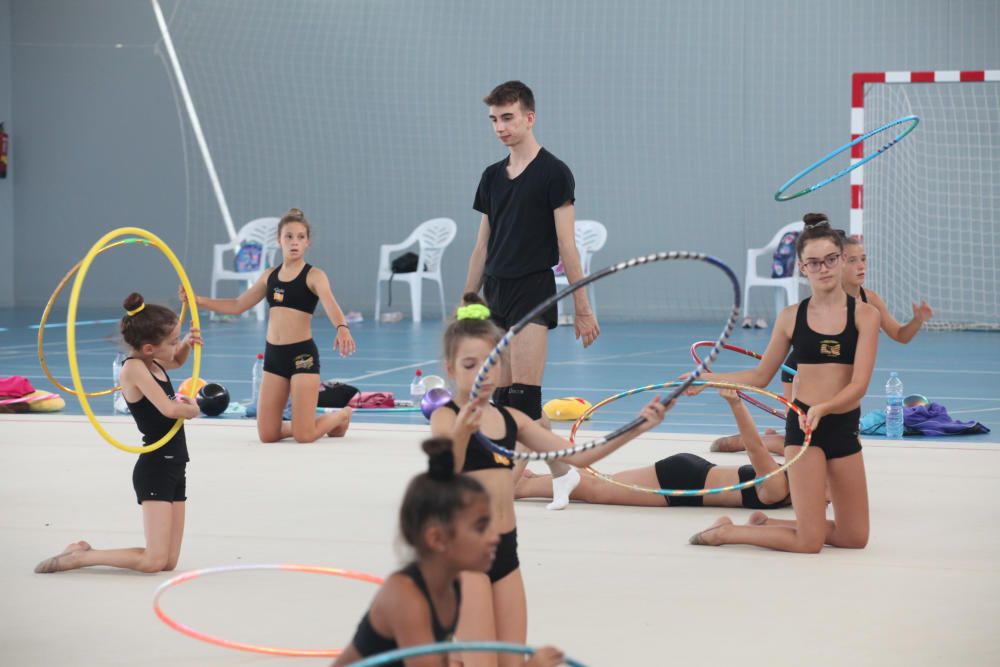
[{"x1": 852, "y1": 71, "x2": 1000, "y2": 330}]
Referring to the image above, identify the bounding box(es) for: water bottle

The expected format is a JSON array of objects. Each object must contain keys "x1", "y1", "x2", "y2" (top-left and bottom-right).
[
  {"x1": 251, "y1": 353, "x2": 264, "y2": 407},
  {"x1": 885, "y1": 372, "x2": 904, "y2": 438},
  {"x1": 410, "y1": 369, "x2": 426, "y2": 399},
  {"x1": 112, "y1": 352, "x2": 130, "y2": 414}
]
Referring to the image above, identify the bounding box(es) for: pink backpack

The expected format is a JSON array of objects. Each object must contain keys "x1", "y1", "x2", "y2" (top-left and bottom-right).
[
  {"x1": 347, "y1": 391, "x2": 395, "y2": 409},
  {"x1": 0, "y1": 376, "x2": 35, "y2": 397}
]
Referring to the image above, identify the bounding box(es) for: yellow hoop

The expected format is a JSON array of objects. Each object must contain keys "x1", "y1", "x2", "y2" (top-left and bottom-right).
[
  {"x1": 67, "y1": 228, "x2": 201, "y2": 454},
  {"x1": 38, "y1": 238, "x2": 187, "y2": 398}
]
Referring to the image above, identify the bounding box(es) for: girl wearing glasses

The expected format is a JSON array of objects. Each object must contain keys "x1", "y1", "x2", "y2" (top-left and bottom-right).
[
  {"x1": 688, "y1": 213, "x2": 878, "y2": 553},
  {"x1": 714, "y1": 225, "x2": 933, "y2": 456}
]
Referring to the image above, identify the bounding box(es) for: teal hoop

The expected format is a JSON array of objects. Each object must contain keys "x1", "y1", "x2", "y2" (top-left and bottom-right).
[
  {"x1": 775, "y1": 114, "x2": 919, "y2": 201},
  {"x1": 350, "y1": 641, "x2": 588, "y2": 667}
]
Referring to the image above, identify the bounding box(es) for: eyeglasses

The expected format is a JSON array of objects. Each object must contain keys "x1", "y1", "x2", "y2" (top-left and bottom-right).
[{"x1": 801, "y1": 252, "x2": 842, "y2": 273}]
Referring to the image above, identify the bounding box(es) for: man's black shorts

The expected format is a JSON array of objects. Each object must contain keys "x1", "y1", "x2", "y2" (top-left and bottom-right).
[{"x1": 483, "y1": 269, "x2": 558, "y2": 330}]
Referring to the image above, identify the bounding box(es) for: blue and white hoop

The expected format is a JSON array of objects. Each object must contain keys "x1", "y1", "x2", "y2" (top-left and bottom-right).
[{"x1": 774, "y1": 114, "x2": 919, "y2": 201}]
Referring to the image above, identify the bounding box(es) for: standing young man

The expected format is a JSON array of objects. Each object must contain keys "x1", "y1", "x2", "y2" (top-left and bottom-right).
[{"x1": 463, "y1": 81, "x2": 600, "y2": 510}]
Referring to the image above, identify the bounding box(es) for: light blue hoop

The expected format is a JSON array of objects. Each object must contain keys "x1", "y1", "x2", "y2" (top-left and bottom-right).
[
  {"x1": 467, "y1": 251, "x2": 741, "y2": 462},
  {"x1": 350, "y1": 641, "x2": 588, "y2": 667},
  {"x1": 774, "y1": 114, "x2": 919, "y2": 201}
]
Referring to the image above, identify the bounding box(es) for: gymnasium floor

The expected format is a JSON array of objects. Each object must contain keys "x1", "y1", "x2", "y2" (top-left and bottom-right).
[{"x1": 2, "y1": 310, "x2": 999, "y2": 665}]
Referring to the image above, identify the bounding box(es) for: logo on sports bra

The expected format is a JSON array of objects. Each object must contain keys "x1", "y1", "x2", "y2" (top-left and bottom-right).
[
  {"x1": 294, "y1": 353, "x2": 315, "y2": 370},
  {"x1": 819, "y1": 340, "x2": 841, "y2": 358},
  {"x1": 272, "y1": 287, "x2": 285, "y2": 303},
  {"x1": 494, "y1": 452, "x2": 510, "y2": 466}
]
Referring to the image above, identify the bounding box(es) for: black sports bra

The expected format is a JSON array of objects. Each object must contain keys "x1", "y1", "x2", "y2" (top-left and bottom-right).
[
  {"x1": 738, "y1": 465, "x2": 790, "y2": 509},
  {"x1": 266, "y1": 263, "x2": 318, "y2": 314},
  {"x1": 790, "y1": 296, "x2": 858, "y2": 366},
  {"x1": 122, "y1": 359, "x2": 188, "y2": 461},
  {"x1": 444, "y1": 401, "x2": 515, "y2": 472},
  {"x1": 350, "y1": 563, "x2": 460, "y2": 665}
]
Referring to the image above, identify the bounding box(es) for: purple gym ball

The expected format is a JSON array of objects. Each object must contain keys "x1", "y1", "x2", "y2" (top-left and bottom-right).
[{"x1": 421, "y1": 387, "x2": 452, "y2": 420}]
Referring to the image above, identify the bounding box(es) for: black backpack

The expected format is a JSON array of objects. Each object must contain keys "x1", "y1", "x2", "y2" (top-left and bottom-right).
[{"x1": 386, "y1": 252, "x2": 421, "y2": 307}]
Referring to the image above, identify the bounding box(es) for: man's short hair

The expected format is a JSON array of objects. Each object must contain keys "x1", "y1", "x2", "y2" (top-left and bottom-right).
[{"x1": 483, "y1": 81, "x2": 535, "y2": 113}]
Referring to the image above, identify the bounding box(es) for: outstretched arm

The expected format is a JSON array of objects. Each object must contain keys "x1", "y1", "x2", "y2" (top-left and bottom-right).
[
  {"x1": 514, "y1": 396, "x2": 670, "y2": 468},
  {"x1": 866, "y1": 288, "x2": 932, "y2": 344},
  {"x1": 181, "y1": 270, "x2": 269, "y2": 316},
  {"x1": 688, "y1": 305, "x2": 795, "y2": 393},
  {"x1": 720, "y1": 389, "x2": 787, "y2": 504}
]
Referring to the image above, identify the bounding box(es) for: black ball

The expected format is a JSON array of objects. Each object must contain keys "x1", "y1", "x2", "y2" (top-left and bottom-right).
[{"x1": 196, "y1": 382, "x2": 230, "y2": 417}]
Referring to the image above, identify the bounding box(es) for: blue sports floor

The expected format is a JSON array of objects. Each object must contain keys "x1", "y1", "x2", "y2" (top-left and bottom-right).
[{"x1": 2, "y1": 306, "x2": 997, "y2": 443}]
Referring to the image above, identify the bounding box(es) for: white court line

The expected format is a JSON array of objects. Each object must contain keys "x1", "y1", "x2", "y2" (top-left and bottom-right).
[
  {"x1": 338, "y1": 359, "x2": 439, "y2": 383},
  {"x1": 0, "y1": 337, "x2": 109, "y2": 352},
  {"x1": 549, "y1": 345, "x2": 690, "y2": 365}
]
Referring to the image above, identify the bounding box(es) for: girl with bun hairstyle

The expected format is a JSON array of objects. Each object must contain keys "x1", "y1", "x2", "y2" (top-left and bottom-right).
[
  {"x1": 689, "y1": 213, "x2": 878, "y2": 553},
  {"x1": 34, "y1": 293, "x2": 202, "y2": 574},
  {"x1": 714, "y1": 228, "x2": 933, "y2": 456},
  {"x1": 184, "y1": 208, "x2": 356, "y2": 443},
  {"x1": 333, "y1": 438, "x2": 565, "y2": 667},
  {"x1": 434, "y1": 293, "x2": 670, "y2": 667}
]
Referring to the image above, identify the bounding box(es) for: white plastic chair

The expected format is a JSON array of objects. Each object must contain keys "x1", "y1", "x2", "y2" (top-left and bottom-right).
[
  {"x1": 210, "y1": 217, "x2": 281, "y2": 321},
  {"x1": 743, "y1": 221, "x2": 809, "y2": 319},
  {"x1": 554, "y1": 220, "x2": 608, "y2": 322},
  {"x1": 374, "y1": 218, "x2": 457, "y2": 323}
]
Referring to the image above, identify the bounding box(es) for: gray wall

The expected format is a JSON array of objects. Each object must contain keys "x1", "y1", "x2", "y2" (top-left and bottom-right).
[
  {"x1": 9, "y1": 0, "x2": 1000, "y2": 319},
  {"x1": 0, "y1": 0, "x2": 12, "y2": 307}
]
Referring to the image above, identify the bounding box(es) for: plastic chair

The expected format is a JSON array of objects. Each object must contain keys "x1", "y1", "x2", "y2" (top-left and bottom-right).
[
  {"x1": 374, "y1": 218, "x2": 457, "y2": 323},
  {"x1": 210, "y1": 217, "x2": 281, "y2": 321},
  {"x1": 743, "y1": 221, "x2": 809, "y2": 320},
  {"x1": 554, "y1": 220, "x2": 608, "y2": 323}
]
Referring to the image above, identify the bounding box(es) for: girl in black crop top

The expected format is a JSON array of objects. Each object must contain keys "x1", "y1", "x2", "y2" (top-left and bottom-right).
[
  {"x1": 333, "y1": 439, "x2": 566, "y2": 667},
  {"x1": 184, "y1": 208, "x2": 357, "y2": 445},
  {"x1": 429, "y1": 296, "x2": 670, "y2": 658},
  {"x1": 515, "y1": 389, "x2": 790, "y2": 511},
  {"x1": 34, "y1": 293, "x2": 202, "y2": 575},
  {"x1": 687, "y1": 215, "x2": 879, "y2": 555}
]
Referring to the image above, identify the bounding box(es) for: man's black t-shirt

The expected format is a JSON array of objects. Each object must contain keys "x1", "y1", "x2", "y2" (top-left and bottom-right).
[{"x1": 473, "y1": 147, "x2": 575, "y2": 279}]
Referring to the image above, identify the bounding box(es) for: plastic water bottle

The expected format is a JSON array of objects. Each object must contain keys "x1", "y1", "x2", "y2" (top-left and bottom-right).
[
  {"x1": 885, "y1": 372, "x2": 904, "y2": 439},
  {"x1": 410, "y1": 369, "x2": 426, "y2": 399},
  {"x1": 251, "y1": 353, "x2": 264, "y2": 407},
  {"x1": 112, "y1": 352, "x2": 130, "y2": 414}
]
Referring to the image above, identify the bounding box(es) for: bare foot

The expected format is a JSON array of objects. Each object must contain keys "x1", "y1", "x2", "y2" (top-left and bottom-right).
[
  {"x1": 65, "y1": 540, "x2": 92, "y2": 553},
  {"x1": 521, "y1": 468, "x2": 538, "y2": 479},
  {"x1": 747, "y1": 511, "x2": 768, "y2": 526},
  {"x1": 327, "y1": 407, "x2": 352, "y2": 437},
  {"x1": 710, "y1": 434, "x2": 745, "y2": 452},
  {"x1": 689, "y1": 516, "x2": 732, "y2": 546}
]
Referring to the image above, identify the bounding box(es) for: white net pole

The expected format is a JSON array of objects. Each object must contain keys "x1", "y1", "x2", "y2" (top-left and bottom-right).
[{"x1": 151, "y1": 0, "x2": 237, "y2": 242}]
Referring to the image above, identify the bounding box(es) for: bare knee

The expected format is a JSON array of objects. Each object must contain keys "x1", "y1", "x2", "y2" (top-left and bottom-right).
[
  {"x1": 292, "y1": 429, "x2": 315, "y2": 444},
  {"x1": 833, "y1": 529, "x2": 869, "y2": 549},
  {"x1": 137, "y1": 554, "x2": 169, "y2": 573},
  {"x1": 794, "y1": 532, "x2": 825, "y2": 554},
  {"x1": 257, "y1": 426, "x2": 282, "y2": 443}
]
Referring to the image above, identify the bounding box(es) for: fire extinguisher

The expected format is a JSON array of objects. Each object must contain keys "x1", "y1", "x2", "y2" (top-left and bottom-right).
[{"x1": 0, "y1": 123, "x2": 7, "y2": 179}]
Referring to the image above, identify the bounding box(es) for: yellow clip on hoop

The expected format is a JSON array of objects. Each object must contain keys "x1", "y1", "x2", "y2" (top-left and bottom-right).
[
  {"x1": 38, "y1": 238, "x2": 186, "y2": 397},
  {"x1": 66, "y1": 227, "x2": 201, "y2": 454}
]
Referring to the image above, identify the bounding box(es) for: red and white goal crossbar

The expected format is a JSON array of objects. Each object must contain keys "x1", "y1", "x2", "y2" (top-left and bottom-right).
[{"x1": 849, "y1": 69, "x2": 1000, "y2": 236}]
